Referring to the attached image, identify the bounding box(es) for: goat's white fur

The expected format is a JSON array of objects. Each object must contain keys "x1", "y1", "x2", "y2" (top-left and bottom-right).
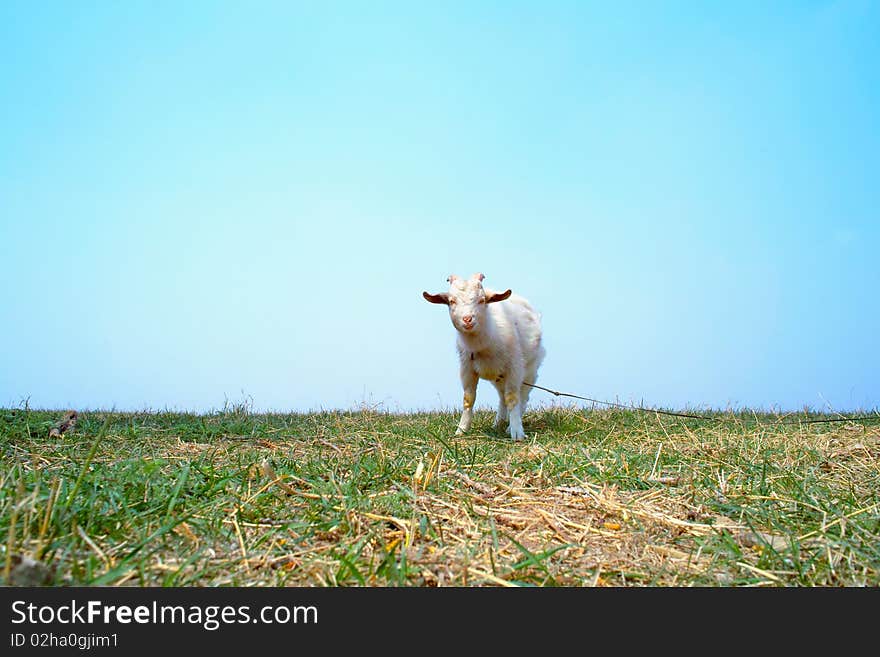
[{"x1": 423, "y1": 273, "x2": 545, "y2": 440}]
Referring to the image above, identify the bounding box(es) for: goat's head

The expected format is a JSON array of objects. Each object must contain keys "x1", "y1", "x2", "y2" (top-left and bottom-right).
[{"x1": 423, "y1": 273, "x2": 512, "y2": 334}]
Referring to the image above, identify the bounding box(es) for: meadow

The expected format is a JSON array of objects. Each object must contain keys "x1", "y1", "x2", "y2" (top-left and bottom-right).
[{"x1": 1, "y1": 403, "x2": 878, "y2": 586}]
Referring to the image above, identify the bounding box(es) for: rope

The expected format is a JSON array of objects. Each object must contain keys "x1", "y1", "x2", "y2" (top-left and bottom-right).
[{"x1": 522, "y1": 382, "x2": 879, "y2": 425}]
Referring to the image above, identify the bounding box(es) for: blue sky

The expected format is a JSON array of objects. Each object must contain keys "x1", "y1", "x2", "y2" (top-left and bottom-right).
[{"x1": 1, "y1": 1, "x2": 877, "y2": 414}]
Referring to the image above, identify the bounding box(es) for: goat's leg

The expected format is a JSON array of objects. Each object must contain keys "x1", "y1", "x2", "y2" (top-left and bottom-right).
[
  {"x1": 505, "y1": 378, "x2": 525, "y2": 440},
  {"x1": 492, "y1": 381, "x2": 509, "y2": 430},
  {"x1": 456, "y1": 368, "x2": 478, "y2": 435}
]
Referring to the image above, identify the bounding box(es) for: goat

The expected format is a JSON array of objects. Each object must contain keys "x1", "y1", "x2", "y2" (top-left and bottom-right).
[{"x1": 423, "y1": 273, "x2": 545, "y2": 440}]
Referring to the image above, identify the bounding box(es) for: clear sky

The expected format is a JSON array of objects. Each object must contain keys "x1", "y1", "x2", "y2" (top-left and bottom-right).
[{"x1": 1, "y1": 1, "x2": 877, "y2": 414}]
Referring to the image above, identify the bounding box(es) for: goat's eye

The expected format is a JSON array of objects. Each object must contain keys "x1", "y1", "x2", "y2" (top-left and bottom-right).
[
  {"x1": 449, "y1": 299, "x2": 456, "y2": 305},
  {"x1": 479, "y1": 298, "x2": 486, "y2": 304}
]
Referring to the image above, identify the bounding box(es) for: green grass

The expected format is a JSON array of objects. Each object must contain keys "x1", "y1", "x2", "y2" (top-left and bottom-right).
[{"x1": 1, "y1": 403, "x2": 878, "y2": 586}]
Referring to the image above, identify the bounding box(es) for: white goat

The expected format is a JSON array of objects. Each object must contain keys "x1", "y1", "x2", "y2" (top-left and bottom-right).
[{"x1": 423, "y1": 273, "x2": 545, "y2": 440}]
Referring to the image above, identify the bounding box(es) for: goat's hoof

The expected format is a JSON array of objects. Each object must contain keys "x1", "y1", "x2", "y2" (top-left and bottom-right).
[
  {"x1": 455, "y1": 428, "x2": 466, "y2": 436},
  {"x1": 509, "y1": 429, "x2": 526, "y2": 441}
]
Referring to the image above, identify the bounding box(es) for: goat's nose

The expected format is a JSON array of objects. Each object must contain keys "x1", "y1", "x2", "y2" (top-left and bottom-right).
[{"x1": 463, "y1": 315, "x2": 474, "y2": 324}]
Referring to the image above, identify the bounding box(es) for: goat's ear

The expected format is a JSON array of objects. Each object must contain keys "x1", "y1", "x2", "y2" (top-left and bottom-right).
[
  {"x1": 486, "y1": 289, "x2": 512, "y2": 303},
  {"x1": 471, "y1": 272, "x2": 485, "y2": 282},
  {"x1": 423, "y1": 291, "x2": 450, "y2": 305}
]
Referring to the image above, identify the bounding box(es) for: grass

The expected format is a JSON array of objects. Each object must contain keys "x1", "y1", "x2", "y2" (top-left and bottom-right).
[{"x1": 1, "y1": 402, "x2": 878, "y2": 586}]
